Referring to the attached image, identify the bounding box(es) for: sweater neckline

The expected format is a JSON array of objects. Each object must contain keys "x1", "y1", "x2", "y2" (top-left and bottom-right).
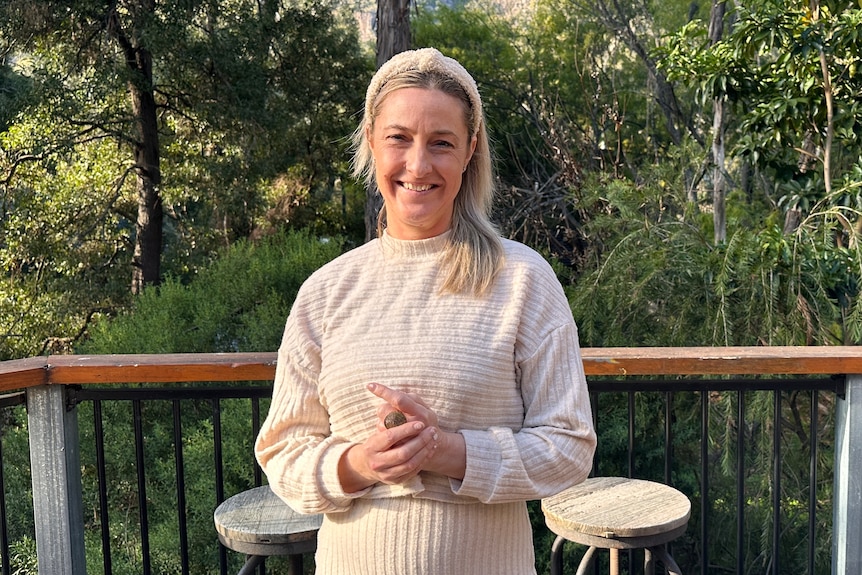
[{"x1": 380, "y1": 230, "x2": 451, "y2": 259}]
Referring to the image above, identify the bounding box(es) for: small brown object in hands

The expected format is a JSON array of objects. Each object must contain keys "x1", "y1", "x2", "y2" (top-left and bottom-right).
[{"x1": 384, "y1": 410, "x2": 407, "y2": 429}]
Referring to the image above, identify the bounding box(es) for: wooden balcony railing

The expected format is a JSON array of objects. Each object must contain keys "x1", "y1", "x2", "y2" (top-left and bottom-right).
[{"x1": 5, "y1": 347, "x2": 862, "y2": 574}]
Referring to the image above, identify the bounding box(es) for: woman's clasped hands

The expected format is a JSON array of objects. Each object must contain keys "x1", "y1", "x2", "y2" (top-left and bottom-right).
[{"x1": 337, "y1": 382, "x2": 466, "y2": 493}]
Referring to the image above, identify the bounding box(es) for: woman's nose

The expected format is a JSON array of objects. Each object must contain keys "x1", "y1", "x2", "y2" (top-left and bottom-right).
[{"x1": 405, "y1": 145, "x2": 432, "y2": 177}]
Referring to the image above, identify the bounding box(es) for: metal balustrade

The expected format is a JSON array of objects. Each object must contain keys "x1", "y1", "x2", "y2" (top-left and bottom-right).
[{"x1": 0, "y1": 348, "x2": 858, "y2": 574}]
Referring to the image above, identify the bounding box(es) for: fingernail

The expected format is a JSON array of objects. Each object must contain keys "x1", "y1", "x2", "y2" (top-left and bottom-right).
[
  {"x1": 367, "y1": 382, "x2": 377, "y2": 391},
  {"x1": 413, "y1": 422, "x2": 424, "y2": 431}
]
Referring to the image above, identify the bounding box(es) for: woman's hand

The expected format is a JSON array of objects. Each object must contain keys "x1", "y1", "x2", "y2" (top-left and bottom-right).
[
  {"x1": 337, "y1": 383, "x2": 467, "y2": 493},
  {"x1": 337, "y1": 383, "x2": 441, "y2": 493}
]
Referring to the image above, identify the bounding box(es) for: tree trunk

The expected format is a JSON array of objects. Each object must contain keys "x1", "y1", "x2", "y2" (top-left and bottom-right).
[
  {"x1": 375, "y1": 0, "x2": 411, "y2": 69},
  {"x1": 365, "y1": 0, "x2": 411, "y2": 242},
  {"x1": 108, "y1": 5, "x2": 163, "y2": 293},
  {"x1": 130, "y1": 73, "x2": 163, "y2": 294},
  {"x1": 709, "y1": 0, "x2": 727, "y2": 244},
  {"x1": 811, "y1": 0, "x2": 833, "y2": 195}
]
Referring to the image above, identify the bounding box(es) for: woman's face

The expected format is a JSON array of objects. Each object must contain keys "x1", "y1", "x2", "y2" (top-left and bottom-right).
[{"x1": 367, "y1": 87, "x2": 477, "y2": 240}]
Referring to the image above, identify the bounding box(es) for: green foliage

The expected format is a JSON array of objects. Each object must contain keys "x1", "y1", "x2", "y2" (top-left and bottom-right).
[
  {"x1": 656, "y1": 1, "x2": 862, "y2": 218},
  {"x1": 0, "y1": 406, "x2": 36, "y2": 574},
  {"x1": 1, "y1": 535, "x2": 37, "y2": 575},
  {"x1": 0, "y1": 0, "x2": 371, "y2": 359},
  {"x1": 570, "y1": 165, "x2": 862, "y2": 346},
  {"x1": 80, "y1": 229, "x2": 342, "y2": 354}
]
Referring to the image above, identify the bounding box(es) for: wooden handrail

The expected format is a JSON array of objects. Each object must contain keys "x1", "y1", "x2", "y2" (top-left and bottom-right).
[
  {"x1": 1, "y1": 346, "x2": 861, "y2": 392},
  {"x1": 581, "y1": 346, "x2": 862, "y2": 376}
]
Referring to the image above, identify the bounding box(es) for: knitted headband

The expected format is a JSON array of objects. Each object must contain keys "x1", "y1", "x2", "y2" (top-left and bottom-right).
[{"x1": 364, "y1": 47, "x2": 483, "y2": 135}]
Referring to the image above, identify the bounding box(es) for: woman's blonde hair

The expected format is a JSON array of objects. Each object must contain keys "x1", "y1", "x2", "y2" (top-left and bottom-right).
[{"x1": 352, "y1": 48, "x2": 504, "y2": 296}]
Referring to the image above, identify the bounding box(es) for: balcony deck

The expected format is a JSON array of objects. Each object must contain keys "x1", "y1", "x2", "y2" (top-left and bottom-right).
[{"x1": 1, "y1": 347, "x2": 860, "y2": 574}]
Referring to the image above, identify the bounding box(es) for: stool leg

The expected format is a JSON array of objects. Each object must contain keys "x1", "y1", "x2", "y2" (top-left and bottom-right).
[
  {"x1": 237, "y1": 555, "x2": 265, "y2": 575},
  {"x1": 651, "y1": 545, "x2": 684, "y2": 575},
  {"x1": 645, "y1": 548, "x2": 655, "y2": 575},
  {"x1": 573, "y1": 546, "x2": 598, "y2": 575},
  {"x1": 550, "y1": 535, "x2": 566, "y2": 575},
  {"x1": 609, "y1": 548, "x2": 619, "y2": 575},
  {"x1": 287, "y1": 554, "x2": 304, "y2": 575}
]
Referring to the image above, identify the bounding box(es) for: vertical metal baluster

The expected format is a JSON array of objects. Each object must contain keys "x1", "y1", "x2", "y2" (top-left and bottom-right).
[
  {"x1": 173, "y1": 399, "x2": 190, "y2": 574},
  {"x1": 772, "y1": 390, "x2": 781, "y2": 575},
  {"x1": 808, "y1": 389, "x2": 818, "y2": 575},
  {"x1": 701, "y1": 390, "x2": 709, "y2": 575},
  {"x1": 628, "y1": 391, "x2": 635, "y2": 477},
  {"x1": 665, "y1": 390, "x2": 676, "y2": 575},
  {"x1": 736, "y1": 390, "x2": 745, "y2": 575},
  {"x1": 664, "y1": 391, "x2": 674, "y2": 484},
  {"x1": 591, "y1": 390, "x2": 599, "y2": 575},
  {"x1": 627, "y1": 391, "x2": 635, "y2": 573},
  {"x1": 252, "y1": 397, "x2": 262, "y2": 487},
  {"x1": 94, "y1": 400, "x2": 113, "y2": 575},
  {"x1": 0, "y1": 407, "x2": 9, "y2": 575},
  {"x1": 591, "y1": 390, "x2": 599, "y2": 477},
  {"x1": 133, "y1": 399, "x2": 151, "y2": 575},
  {"x1": 213, "y1": 398, "x2": 227, "y2": 574}
]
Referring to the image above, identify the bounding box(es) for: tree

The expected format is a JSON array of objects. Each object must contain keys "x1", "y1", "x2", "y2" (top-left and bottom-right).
[
  {"x1": 106, "y1": 1, "x2": 163, "y2": 293},
  {"x1": 568, "y1": 0, "x2": 705, "y2": 148},
  {"x1": 0, "y1": 0, "x2": 370, "y2": 357},
  {"x1": 1, "y1": 0, "x2": 370, "y2": 292},
  {"x1": 709, "y1": 0, "x2": 729, "y2": 244},
  {"x1": 657, "y1": 0, "x2": 862, "y2": 233}
]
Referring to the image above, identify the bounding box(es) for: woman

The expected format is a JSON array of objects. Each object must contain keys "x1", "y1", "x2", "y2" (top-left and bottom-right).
[{"x1": 255, "y1": 47, "x2": 596, "y2": 574}]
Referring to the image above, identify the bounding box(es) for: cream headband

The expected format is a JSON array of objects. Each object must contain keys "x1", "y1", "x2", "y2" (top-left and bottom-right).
[{"x1": 364, "y1": 47, "x2": 483, "y2": 135}]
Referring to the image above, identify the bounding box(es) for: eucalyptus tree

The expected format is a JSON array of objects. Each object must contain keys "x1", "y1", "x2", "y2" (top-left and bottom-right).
[{"x1": 0, "y1": 1, "x2": 370, "y2": 357}]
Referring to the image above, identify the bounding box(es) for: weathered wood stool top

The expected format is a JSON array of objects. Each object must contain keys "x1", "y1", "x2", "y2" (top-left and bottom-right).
[
  {"x1": 542, "y1": 476, "x2": 690, "y2": 548},
  {"x1": 214, "y1": 485, "x2": 323, "y2": 568},
  {"x1": 542, "y1": 477, "x2": 690, "y2": 575}
]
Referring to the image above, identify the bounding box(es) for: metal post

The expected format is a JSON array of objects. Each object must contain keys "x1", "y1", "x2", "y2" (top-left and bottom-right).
[
  {"x1": 833, "y1": 375, "x2": 862, "y2": 575},
  {"x1": 26, "y1": 385, "x2": 86, "y2": 575}
]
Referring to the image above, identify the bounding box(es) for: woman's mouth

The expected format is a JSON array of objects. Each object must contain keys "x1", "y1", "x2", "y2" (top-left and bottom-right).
[{"x1": 401, "y1": 182, "x2": 434, "y2": 192}]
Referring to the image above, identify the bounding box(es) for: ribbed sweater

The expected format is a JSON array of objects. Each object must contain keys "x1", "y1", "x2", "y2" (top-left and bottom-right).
[{"x1": 255, "y1": 231, "x2": 596, "y2": 575}]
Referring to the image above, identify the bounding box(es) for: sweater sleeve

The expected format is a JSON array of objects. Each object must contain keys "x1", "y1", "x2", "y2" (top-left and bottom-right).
[
  {"x1": 452, "y1": 321, "x2": 596, "y2": 504},
  {"x1": 254, "y1": 299, "x2": 371, "y2": 514}
]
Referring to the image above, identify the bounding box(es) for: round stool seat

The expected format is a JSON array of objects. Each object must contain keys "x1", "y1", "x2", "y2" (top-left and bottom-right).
[
  {"x1": 542, "y1": 476, "x2": 690, "y2": 549},
  {"x1": 214, "y1": 485, "x2": 323, "y2": 557},
  {"x1": 542, "y1": 477, "x2": 690, "y2": 575}
]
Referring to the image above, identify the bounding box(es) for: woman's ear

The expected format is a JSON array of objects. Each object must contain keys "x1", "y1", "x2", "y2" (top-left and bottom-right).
[
  {"x1": 465, "y1": 134, "x2": 477, "y2": 167},
  {"x1": 365, "y1": 123, "x2": 374, "y2": 152}
]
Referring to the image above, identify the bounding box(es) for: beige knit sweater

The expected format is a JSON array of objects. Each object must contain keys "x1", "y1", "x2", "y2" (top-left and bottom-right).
[{"x1": 255, "y1": 231, "x2": 596, "y2": 575}]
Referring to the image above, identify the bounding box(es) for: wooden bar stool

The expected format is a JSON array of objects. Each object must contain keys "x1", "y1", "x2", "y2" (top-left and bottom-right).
[
  {"x1": 214, "y1": 485, "x2": 323, "y2": 575},
  {"x1": 541, "y1": 477, "x2": 691, "y2": 575}
]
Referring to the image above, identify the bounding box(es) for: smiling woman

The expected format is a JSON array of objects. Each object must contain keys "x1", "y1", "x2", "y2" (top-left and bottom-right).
[
  {"x1": 254, "y1": 47, "x2": 596, "y2": 575},
  {"x1": 366, "y1": 86, "x2": 476, "y2": 240}
]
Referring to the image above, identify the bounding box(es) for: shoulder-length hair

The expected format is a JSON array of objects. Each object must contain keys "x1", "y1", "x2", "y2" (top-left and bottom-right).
[{"x1": 352, "y1": 68, "x2": 504, "y2": 296}]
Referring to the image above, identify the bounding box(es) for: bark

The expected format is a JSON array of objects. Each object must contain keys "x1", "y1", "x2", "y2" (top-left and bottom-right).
[
  {"x1": 130, "y1": 76, "x2": 163, "y2": 294},
  {"x1": 811, "y1": 0, "x2": 833, "y2": 195},
  {"x1": 709, "y1": 0, "x2": 727, "y2": 244},
  {"x1": 365, "y1": 0, "x2": 411, "y2": 242},
  {"x1": 108, "y1": 4, "x2": 163, "y2": 293},
  {"x1": 375, "y1": 0, "x2": 411, "y2": 68}
]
